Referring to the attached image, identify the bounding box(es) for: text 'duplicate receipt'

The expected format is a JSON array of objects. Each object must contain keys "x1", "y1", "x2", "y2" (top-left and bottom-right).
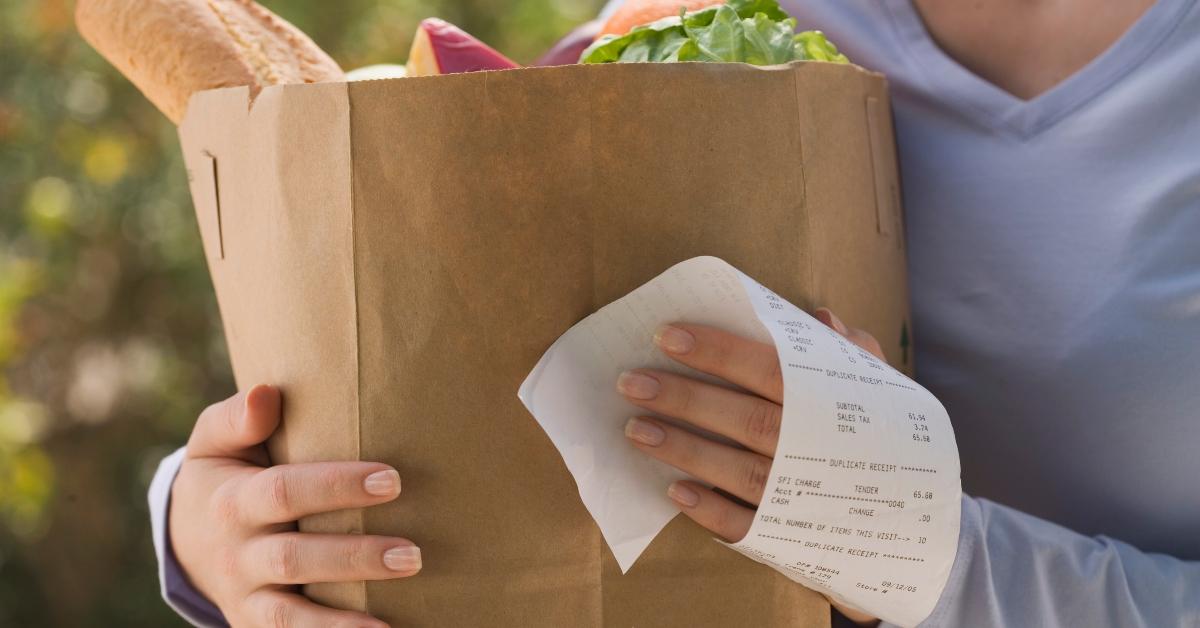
[{"x1": 518, "y1": 257, "x2": 960, "y2": 626}]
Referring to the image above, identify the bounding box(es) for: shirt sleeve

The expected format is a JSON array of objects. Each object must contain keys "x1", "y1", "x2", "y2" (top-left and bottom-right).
[
  {"x1": 148, "y1": 447, "x2": 229, "y2": 628},
  {"x1": 881, "y1": 495, "x2": 1200, "y2": 628}
]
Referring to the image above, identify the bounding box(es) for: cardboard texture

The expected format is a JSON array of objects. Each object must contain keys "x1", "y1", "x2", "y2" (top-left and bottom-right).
[{"x1": 179, "y1": 61, "x2": 909, "y2": 627}]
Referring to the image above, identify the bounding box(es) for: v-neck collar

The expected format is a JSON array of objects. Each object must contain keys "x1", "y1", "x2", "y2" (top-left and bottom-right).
[{"x1": 884, "y1": 0, "x2": 1196, "y2": 139}]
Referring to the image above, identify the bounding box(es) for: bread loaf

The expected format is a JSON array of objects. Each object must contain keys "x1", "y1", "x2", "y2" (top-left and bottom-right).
[{"x1": 76, "y1": 0, "x2": 344, "y2": 124}]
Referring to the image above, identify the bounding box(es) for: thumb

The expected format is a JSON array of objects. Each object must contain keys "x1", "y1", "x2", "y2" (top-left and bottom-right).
[{"x1": 185, "y1": 384, "x2": 281, "y2": 462}]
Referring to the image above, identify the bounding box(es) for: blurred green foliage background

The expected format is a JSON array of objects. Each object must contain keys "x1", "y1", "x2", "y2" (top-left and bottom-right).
[{"x1": 0, "y1": 0, "x2": 599, "y2": 624}]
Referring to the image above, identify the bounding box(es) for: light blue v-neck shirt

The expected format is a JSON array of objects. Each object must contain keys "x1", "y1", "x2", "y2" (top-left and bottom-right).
[
  {"x1": 149, "y1": 2, "x2": 1200, "y2": 626},
  {"x1": 777, "y1": 1, "x2": 1200, "y2": 625}
]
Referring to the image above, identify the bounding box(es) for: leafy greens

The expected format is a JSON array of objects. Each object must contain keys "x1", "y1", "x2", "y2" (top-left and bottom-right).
[{"x1": 579, "y1": 0, "x2": 849, "y2": 65}]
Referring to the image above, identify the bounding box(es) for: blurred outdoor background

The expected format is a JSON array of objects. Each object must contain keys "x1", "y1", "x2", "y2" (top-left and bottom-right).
[{"x1": 0, "y1": 0, "x2": 600, "y2": 624}]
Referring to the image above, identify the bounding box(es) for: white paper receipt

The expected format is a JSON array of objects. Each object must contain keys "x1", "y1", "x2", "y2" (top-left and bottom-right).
[{"x1": 518, "y1": 257, "x2": 960, "y2": 627}]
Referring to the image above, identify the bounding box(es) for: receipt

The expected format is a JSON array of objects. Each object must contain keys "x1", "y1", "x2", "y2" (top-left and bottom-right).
[{"x1": 518, "y1": 257, "x2": 960, "y2": 626}]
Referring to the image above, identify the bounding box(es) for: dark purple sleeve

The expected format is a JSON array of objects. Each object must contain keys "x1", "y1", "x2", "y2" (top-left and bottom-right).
[{"x1": 149, "y1": 447, "x2": 228, "y2": 627}]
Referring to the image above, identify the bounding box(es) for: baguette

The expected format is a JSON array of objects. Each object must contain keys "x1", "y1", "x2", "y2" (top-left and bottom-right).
[{"x1": 76, "y1": 0, "x2": 344, "y2": 124}]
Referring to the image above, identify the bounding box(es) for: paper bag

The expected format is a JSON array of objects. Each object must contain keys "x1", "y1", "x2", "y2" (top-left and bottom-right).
[{"x1": 179, "y1": 60, "x2": 909, "y2": 627}]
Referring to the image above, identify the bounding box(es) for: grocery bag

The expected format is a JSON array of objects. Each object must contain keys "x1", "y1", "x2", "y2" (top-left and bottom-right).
[{"x1": 179, "y1": 61, "x2": 909, "y2": 627}]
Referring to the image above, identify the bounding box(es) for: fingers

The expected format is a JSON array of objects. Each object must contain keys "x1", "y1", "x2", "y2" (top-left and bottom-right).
[
  {"x1": 243, "y1": 533, "x2": 421, "y2": 585},
  {"x1": 813, "y1": 307, "x2": 885, "y2": 360},
  {"x1": 243, "y1": 588, "x2": 390, "y2": 628},
  {"x1": 624, "y1": 416, "x2": 772, "y2": 505},
  {"x1": 653, "y1": 324, "x2": 784, "y2": 403},
  {"x1": 617, "y1": 369, "x2": 781, "y2": 456},
  {"x1": 665, "y1": 480, "x2": 754, "y2": 543},
  {"x1": 234, "y1": 462, "x2": 402, "y2": 526},
  {"x1": 187, "y1": 384, "x2": 281, "y2": 462},
  {"x1": 812, "y1": 307, "x2": 849, "y2": 336},
  {"x1": 847, "y1": 327, "x2": 885, "y2": 361}
]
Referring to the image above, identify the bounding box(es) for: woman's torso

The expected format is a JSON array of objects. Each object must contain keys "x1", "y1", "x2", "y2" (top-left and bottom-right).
[{"x1": 779, "y1": 0, "x2": 1200, "y2": 557}]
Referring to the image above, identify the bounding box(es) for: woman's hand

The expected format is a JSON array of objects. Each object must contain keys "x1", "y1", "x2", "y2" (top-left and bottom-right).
[
  {"x1": 616, "y1": 308, "x2": 883, "y2": 625},
  {"x1": 170, "y1": 384, "x2": 417, "y2": 627}
]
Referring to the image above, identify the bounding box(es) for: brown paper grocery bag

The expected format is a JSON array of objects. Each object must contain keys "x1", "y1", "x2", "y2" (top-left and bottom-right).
[{"x1": 179, "y1": 60, "x2": 909, "y2": 627}]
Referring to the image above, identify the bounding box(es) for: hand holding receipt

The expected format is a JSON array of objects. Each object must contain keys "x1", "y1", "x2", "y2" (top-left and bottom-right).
[{"x1": 519, "y1": 257, "x2": 961, "y2": 627}]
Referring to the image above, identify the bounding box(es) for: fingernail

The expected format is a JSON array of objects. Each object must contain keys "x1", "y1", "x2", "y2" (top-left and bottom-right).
[
  {"x1": 617, "y1": 371, "x2": 660, "y2": 400},
  {"x1": 815, "y1": 307, "x2": 848, "y2": 335},
  {"x1": 667, "y1": 482, "x2": 699, "y2": 507},
  {"x1": 364, "y1": 470, "x2": 401, "y2": 497},
  {"x1": 624, "y1": 417, "x2": 666, "y2": 446},
  {"x1": 383, "y1": 545, "x2": 422, "y2": 573},
  {"x1": 654, "y1": 325, "x2": 695, "y2": 354}
]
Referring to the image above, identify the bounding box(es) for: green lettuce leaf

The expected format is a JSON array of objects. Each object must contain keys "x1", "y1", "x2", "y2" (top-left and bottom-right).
[
  {"x1": 579, "y1": 0, "x2": 850, "y2": 66},
  {"x1": 682, "y1": 5, "x2": 746, "y2": 62},
  {"x1": 793, "y1": 30, "x2": 849, "y2": 63},
  {"x1": 724, "y1": 0, "x2": 788, "y2": 21},
  {"x1": 581, "y1": 15, "x2": 688, "y2": 63}
]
